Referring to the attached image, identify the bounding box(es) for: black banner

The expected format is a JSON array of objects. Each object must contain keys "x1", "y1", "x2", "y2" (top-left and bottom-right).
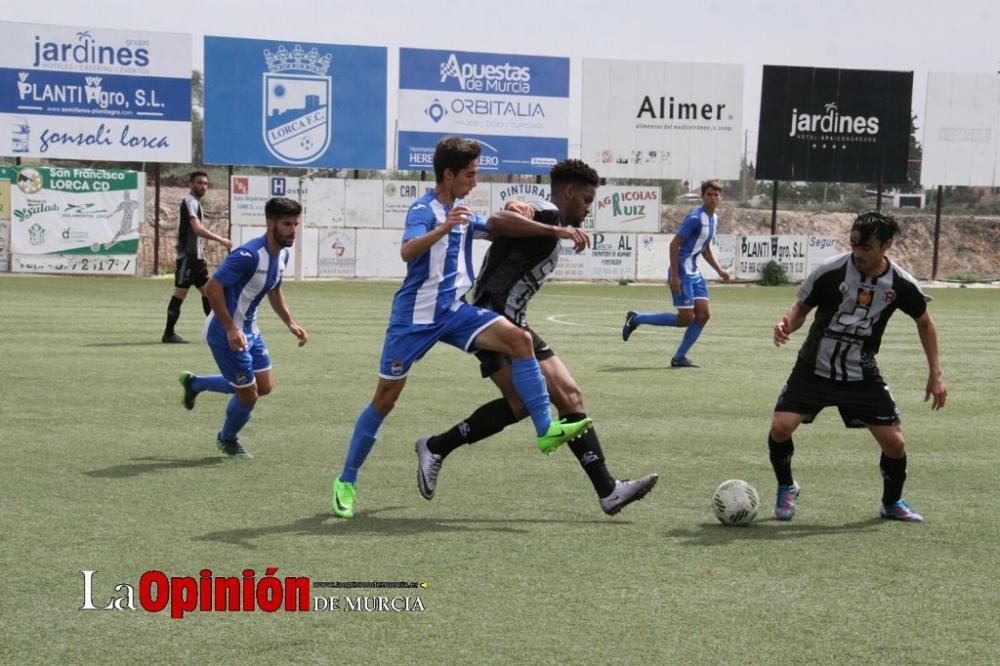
[{"x1": 755, "y1": 66, "x2": 913, "y2": 183}]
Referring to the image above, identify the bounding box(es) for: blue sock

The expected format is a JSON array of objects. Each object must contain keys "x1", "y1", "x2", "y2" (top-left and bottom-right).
[
  {"x1": 220, "y1": 396, "x2": 253, "y2": 442},
  {"x1": 192, "y1": 374, "x2": 233, "y2": 394},
  {"x1": 340, "y1": 404, "x2": 384, "y2": 484},
  {"x1": 510, "y1": 358, "x2": 552, "y2": 436},
  {"x1": 674, "y1": 321, "x2": 705, "y2": 360},
  {"x1": 633, "y1": 312, "x2": 679, "y2": 327}
]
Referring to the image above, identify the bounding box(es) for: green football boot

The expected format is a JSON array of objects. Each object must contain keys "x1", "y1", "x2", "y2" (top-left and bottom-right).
[
  {"x1": 537, "y1": 417, "x2": 593, "y2": 455},
  {"x1": 332, "y1": 477, "x2": 356, "y2": 519},
  {"x1": 179, "y1": 371, "x2": 198, "y2": 411}
]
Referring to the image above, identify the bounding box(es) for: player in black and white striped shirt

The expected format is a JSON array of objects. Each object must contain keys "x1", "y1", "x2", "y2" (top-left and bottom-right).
[
  {"x1": 415, "y1": 159, "x2": 658, "y2": 516},
  {"x1": 768, "y1": 211, "x2": 947, "y2": 523}
]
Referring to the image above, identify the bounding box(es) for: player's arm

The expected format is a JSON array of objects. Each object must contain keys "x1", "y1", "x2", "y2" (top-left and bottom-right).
[
  {"x1": 204, "y1": 277, "x2": 246, "y2": 351},
  {"x1": 486, "y1": 210, "x2": 589, "y2": 252},
  {"x1": 701, "y1": 244, "x2": 730, "y2": 281},
  {"x1": 400, "y1": 205, "x2": 469, "y2": 262},
  {"x1": 186, "y1": 203, "x2": 232, "y2": 250},
  {"x1": 267, "y1": 288, "x2": 308, "y2": 347},
  {"x1": 914, "y1": 311, "x2": 946, "y2": 409},
  {"x1": 773, "y1": 300, "x2": 813, "y2": 347},
  {"x1": 668, "y1": 234, "x2": 684, "y2": 293}
]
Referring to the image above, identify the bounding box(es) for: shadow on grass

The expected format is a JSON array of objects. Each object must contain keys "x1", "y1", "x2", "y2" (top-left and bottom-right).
[
  {"x1": 196, "y1": 507, "x2": 621, "y2": 549},
  {"x1": 666, "y1": 517, "x2": 885, "y2": 544},
  {"x1": 596, "y1": 365, "x2": 669, "y2": 373},
  {"x1": 81, "y1": 341, "x2": 166, "y2": 347},
  {"x1": 84, "y1": 456, "x2": 224, "y2": 478}
]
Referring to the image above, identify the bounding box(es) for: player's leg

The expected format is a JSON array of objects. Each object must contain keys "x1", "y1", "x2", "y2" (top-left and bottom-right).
[
  {"x1": 335, "y1": 323, "x2": 428, "y2": 518},
  {"x1": 192, "y1": 261, "x2": 212, "y2": 315},
  {"x1": 178, "y1": 370, "x2": 232, "y2": 410},
  {"x1": 769, "y1": 410, "x2": 804, "y2": 520},
  {"x1": 869, "y1": 425, "x2": 921, "y2": 522},
  {"x1": 472, "y1": 318, "x2": 591, "y2": 453},
  {"x1": 543, "y1": 354, "x2": 658, "y2": 514},
  {"x1": 671, "y1": 278, "x2": 709, "y2": 367},
  {"x1": 207, "y1": 341, "x2": 258, "y2": 458},
  {"x1": 333, "y1": 377, "x2": 405, "y2": 518},
  {"x1": 163, "y1": 258, "x2": 191, "y2": 343},
  {"x1": 416, "y1": 363, "x2": 521, "y2": 500},
  {"x1": 623, "y1": 272, "x2": 693, "y2": 340}
]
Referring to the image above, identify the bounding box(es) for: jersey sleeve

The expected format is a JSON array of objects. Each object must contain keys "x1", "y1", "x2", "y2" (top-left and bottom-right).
[
  {"x1": 676, "y1": 212, "x2": 700, "y2": 240},
  {"x1": 183, "y1": 196, "x2": 201, "y2": 221},
  {"x1": 213, "y1": 247, "x2": 257, "y2": 286},
  {"x1": 402, "y1": 201, "x2": 437, "y2": 242},
  {"x1": 894, "y1": 275, "x2": 930, "y2": 319},
  {"x1": 274, "y1": 248, "x2": 289, "y2": 289},
  {"x1": 470, "y1": 214, "x2": 490, "y2": 240}
]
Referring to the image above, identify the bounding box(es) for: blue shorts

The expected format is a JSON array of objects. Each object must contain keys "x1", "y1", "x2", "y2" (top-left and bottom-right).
[
  {"x1": 668, "y1": 271, "x2": 709, "y2": 309},
  {"x1": 208, "y1": 333, "x2": 271, "y2": 388},
  {"x1": 379, "y1": 304, "x2": 501, "y2": 379}
]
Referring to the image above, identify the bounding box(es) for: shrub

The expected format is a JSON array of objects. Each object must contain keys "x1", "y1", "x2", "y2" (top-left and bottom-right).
[{"x1": 759, "y1": 260, "x2": 789, "y2": 286}]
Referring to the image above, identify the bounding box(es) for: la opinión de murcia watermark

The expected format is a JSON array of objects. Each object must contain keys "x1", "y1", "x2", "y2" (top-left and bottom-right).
[{"x1": 80, "y1": 569, "x2": 427, "y2": 618}]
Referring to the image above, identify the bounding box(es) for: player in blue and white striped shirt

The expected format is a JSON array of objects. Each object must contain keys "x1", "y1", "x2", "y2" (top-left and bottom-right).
[
  {"x1": 177, "y1": 197, "x2": 309, "y2": 458},
  {"x1": 621, "y1": 179, "x2": 731, "y2": 367},
  {"x1": 331, "y1": 136, "x2": 593, "y2": 519}
]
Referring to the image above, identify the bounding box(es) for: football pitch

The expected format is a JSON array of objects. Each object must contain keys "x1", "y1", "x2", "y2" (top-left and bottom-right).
[{"x1": 1, "y1": 276, "x2": 997, "y2": 664}]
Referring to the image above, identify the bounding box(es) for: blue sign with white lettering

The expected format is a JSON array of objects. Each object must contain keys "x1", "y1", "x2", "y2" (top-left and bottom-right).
[
  {"x1": 0, "y1": 22, "x2": 192, "y2": 162},
  {"x1": 397, "y1": 48, "x2": 569, "y2": 175},
  {"x1": 205, "y1": 36, "x2": 387, "y2": 169}
]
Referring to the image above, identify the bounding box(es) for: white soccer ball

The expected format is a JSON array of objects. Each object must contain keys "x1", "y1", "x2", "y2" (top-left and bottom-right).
[{"x1": 712, "y1": 479, "x2": 759, "y2": 526}]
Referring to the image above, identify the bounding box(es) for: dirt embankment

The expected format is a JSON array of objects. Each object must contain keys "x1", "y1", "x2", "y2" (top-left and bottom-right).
[
  {"x1": 660, "y1": 205, "x2": 1000, "y2": 280},
  {"x1": 138, "y1": 187, "x2": 1000, "y2": 281}
]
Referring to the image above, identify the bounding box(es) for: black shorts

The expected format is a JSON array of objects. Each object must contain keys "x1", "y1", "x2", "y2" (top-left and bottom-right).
[
  {"x1": 175, "y1": 255, "x2": 209, "y2": 289},
  {"x1": 475, "y1": 325, "x2": 555, "y2": 378},
  {"x1": 774, "y1": 368, "x2": 900, "y2": 428}
]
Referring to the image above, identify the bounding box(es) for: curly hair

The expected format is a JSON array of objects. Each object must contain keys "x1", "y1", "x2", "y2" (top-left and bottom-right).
[{"x1": 550, "y1": 159, "x2": 600, "y2": 188}]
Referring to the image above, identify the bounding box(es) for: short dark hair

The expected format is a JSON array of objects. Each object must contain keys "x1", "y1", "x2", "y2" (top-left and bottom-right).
[
  {"x1": 190, "y1": 171, "x2": 208, "y2": 183},
  {"x1": 550, "y1": 159, "x2": 599, "y2": 189},
  {"x1": 433, "y1": 136, "x2": 481, "y2": 183},
  {"x1": 265, "y1": 197, "x2": 302, "y2": 219},
  {"x1": 852, "y1": 211, "x2": 899, "y2": 245},
  {"x1": 701, "y1": 179, "x2": 722, "y2": 194}
]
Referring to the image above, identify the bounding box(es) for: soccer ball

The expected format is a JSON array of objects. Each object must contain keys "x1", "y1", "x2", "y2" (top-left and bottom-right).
[{"x1": 712, "y1": 479, "x2": 759, "y2": 526}]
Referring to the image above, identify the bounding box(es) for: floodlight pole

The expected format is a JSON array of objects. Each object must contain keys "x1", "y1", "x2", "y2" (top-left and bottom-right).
[
  {"x1": 153, "y1": 163, "x2": 161, "y2": 275},
  {"x1": 770, "y1": 181, "x2": 779, "y2": 234},
  {"x1": 932, "y1": 185, "x2": 943, "y2": 280},
  {"x1": 226, "y1": 165, "x2": 233, "y2": 240}
]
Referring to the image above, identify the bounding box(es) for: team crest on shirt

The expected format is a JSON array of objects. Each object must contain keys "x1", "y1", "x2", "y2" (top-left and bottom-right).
[
  {"x1": 857, "y1": 288, "x2": 874, "y2": 307},
  {"x1": 262, "y1": 45, "x2": 333, "y2": 165},
  {"x1": 883, "y1": 289, "x2": 897, "y2": 304}
]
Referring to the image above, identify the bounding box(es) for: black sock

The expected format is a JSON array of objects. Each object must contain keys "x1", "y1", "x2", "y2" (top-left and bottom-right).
[
  {"x1": 768, "y1": 435, "x2": 795, "y2": 486},
  {"x1": 201, "y1": 296, "x2": 212, "y2": 316},
  {"x1": 165, "y1": 296, "x2": 183, "y2": 335},
  {"x1": 427, "y1": 398, "x2": 519, "y2": 458},
  {"x1": 879, "y1": 453, "x2": 907, "y2": 506},
  {"x1": 566, "y1": 419, "x2": 617, "y2": 498}
]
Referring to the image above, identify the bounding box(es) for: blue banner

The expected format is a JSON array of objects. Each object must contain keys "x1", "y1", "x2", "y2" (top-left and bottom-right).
[
  {"x1": 397, "y1": 48, "x2": 570, "y2": 175},
  {"x1": 204, "y1": 36, "x2": 387, "y2": 169}
]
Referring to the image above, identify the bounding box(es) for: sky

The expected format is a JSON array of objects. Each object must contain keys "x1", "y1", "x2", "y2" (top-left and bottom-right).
[{"x1": 4, "y1": 0, "x2": 998, "y2": 164}]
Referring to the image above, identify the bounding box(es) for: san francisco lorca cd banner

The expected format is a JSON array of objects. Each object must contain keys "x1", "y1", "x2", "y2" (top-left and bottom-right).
[{"x1": 6, "y1": 164, "x2": 143, "y2": 275}]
